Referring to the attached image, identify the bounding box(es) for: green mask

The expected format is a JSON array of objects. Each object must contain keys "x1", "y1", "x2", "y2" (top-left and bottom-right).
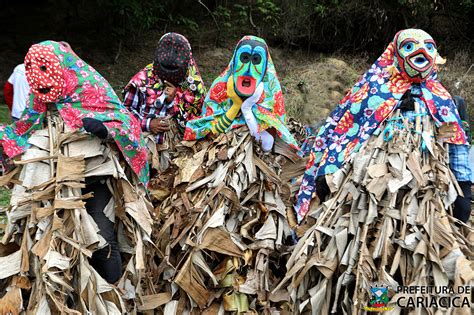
[
  {"x1": 232, "y1": 39, "x2": 268, "y2": 97},
  {"x1": 395, "y1": 29, "x2": 437, "y2": 83}
]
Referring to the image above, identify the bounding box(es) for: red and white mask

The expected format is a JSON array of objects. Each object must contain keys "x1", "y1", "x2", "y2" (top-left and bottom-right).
[{"x1": 24, "y1": 44, "x2": 64, "y2": 103}]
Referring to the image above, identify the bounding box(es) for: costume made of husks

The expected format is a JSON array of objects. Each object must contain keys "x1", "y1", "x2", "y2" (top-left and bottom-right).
[
  {"x1": 123, "y1": 33, "x2": 205, "y2": 171},
  {"x1": 0, "y1": 41, "x2": 154, "y2": 313},
  {"x1": 276, "y1": 29, "x2": 472, "y2": 314},
  {"x1": 146, "y1": 36, "x2": 302, "y2": 313},
  {"x1": 295, "y1": 29, "x2": 468, "y2": 221},
  {"x1": 184, "y1": 35, "x2": 298, "y2": 151}
]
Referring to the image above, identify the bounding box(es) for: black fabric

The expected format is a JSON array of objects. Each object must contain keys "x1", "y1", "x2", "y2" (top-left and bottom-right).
[
  {"x1": 398, "y1": 90, "x2": 415, "y2": 111},
  {"x1": 82, "y1": 118, "x2": 108, "y2": 139},
  {"x1": 153, "y1": 33, "x2": 191, "y2": 86},
  {"x1": 453, "y1": 181, "x2": 472, "y2": 223},
  {"x1": 316, "y1": 175, "x2": 331, "y2": 203},
  {"x1": 82, "y1": 178, "x2": 122, "y2": 283},
  {"x1": 454, "y1": 96, "x2": 467, "y2": 121}
]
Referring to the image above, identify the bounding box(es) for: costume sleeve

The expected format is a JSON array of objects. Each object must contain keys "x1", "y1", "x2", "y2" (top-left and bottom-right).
[
  {"x1": 3, "y1": 82, "x2": 13, "y2": 111},
  {"x1": 123, "y1": 85, "x2": 150, "y2": 132}
]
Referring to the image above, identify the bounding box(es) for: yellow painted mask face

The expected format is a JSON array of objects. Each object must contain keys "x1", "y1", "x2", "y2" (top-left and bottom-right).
[{"x1": 395, "y1": 29, "x2": 438, "y2": 83}]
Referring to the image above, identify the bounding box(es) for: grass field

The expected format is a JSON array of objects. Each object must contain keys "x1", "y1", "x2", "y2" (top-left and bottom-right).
[{"x1": 0, "y1": 104, "x2": 11, "y2": 124}]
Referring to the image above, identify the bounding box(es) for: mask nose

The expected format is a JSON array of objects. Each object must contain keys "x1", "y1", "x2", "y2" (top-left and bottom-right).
[
  {"x1": 244, "y1": 62, "x2": 253, "y2": 75},
  {"x1": 170, "y1": 48, "x2": 178, "y2": 60}
]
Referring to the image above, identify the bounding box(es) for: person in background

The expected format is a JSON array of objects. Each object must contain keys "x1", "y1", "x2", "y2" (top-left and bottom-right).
[
  {"x1": 452, "y1": 95, "x2": 472, "y2": 220},
  {"x1": 3, "y1": 64, "x2": 30, "y2": 120}
]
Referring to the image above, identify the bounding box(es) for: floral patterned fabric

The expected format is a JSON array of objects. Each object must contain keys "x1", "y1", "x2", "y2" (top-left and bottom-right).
[
  {"x1": 295, "y1": 29, "x2": 467, "y2": 221},
  {"x1": 183, "y1": 36, "x2": 298, "y2": 149},
  {"x1": 123, "y1": 59, "x2": 205, "y2": 132},
  {"x1": 0, "y1": 40, "x2": 149, "y2": 186}
]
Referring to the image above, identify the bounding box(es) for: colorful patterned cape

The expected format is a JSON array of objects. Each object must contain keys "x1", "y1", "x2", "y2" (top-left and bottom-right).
[
  {"x1": 295, "y1": 29, "x2": 467, "y2": 221},
  {"x1": 183, "y1": 36, "x2": 298, "y2": 148},
  {"x1": 123, "y1": 59, "x2": 205, "y2": 129},
  {"x1": 0, "y1": 40, "x2": 149, "y2": 186}
]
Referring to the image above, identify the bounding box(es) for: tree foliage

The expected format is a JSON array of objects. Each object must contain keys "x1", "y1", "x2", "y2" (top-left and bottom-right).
[{"x1": 0, "y1": 0, "x2": 472, "y2": 55}]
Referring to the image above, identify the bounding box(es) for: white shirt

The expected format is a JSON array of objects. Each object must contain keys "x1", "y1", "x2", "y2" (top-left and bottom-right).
[{"x1": 7, "y1": 64, "x2": 30, "y2": 119}]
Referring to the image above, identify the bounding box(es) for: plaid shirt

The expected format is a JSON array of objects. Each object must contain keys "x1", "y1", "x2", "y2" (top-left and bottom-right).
[
  {"x1": 448, "y1": 144, "x2": 471, "y2": 182},
  {"x1": 401, "y1": 99, "x2": 471, "y2": 182},
  {"x1": 123, "y1": 63, "x2": 205, "y2": 145},
  {"x1": 123, "y1": 85, "x2": 173, "y2": 144}
]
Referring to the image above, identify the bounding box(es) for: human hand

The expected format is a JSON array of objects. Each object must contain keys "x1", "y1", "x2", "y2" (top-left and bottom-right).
[
  {"x1": 149, "y1": 117, "x2": 170, "y2": 134},
  {"x1": 164, "y1": 81, "x2": 176, "y2": 103}
]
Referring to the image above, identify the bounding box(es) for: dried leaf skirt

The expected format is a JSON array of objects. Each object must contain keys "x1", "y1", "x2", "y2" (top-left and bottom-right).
[
  {"x1": 276, "y1": 112, "x2": 473, "y2": 314},
  {"x1": 149, "y1": 127, "x2": 306, "y2": 314},
  {"x1": 0, "y1": 114, "x2": 154, "y2": 314}
]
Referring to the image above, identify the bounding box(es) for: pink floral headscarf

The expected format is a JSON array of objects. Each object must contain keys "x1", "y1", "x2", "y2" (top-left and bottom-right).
[{"x1": 0, "y1": 40, "x2": 149, "y2": 186}]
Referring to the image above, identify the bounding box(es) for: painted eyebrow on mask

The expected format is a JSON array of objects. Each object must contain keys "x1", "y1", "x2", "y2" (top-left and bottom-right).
[
  {"x1": 399, "y1": 38, "x2": 419, "y2": 49},
  {"x1": 424, "y1": 39, "x2": 436, "y2": 47}
]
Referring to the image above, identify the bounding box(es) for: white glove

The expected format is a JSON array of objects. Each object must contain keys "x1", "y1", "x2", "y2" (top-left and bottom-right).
[{"x1": 241, "y1": 83, "x2": 274, "y2": 151}]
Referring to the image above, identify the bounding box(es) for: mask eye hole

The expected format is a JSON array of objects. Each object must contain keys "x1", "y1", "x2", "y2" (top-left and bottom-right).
[
  {"x1": 251, "y1": 54, "x2": 262, "y2": 65},
  {"x1": 40, "y1": 65, "x2": 47, "y2": 72},
  {"x1": 240, "y1": 52, "x2": 251, "y2": 63},
  {"x1": 425, "y1": 43, "x2": 434, "y2": 52},
  {"x1": 403, "y1": 42, "x2": 415, "y2": 53}
]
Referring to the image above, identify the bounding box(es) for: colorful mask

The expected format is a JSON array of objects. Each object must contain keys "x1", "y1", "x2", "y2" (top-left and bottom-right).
[
  {"x1": 232, "y1": 39, "x2": 268, "y2": 97},
  {"x1": 184, "y1": 36, "x2": 298, "y2": 149},
  {"x1": 153, "y1": 33, "x2": 191, "y2": 86},
  {"x1": 394, "y1": 29, "x2": 437, "y2": 83},
  {"x1": 24, "y1": 44, "x2": 64, "y2": 103}
]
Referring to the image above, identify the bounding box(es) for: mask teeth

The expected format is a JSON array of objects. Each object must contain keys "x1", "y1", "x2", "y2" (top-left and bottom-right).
[{"x1": 435, "y1": 54, "x2": 446, "y2": 65}]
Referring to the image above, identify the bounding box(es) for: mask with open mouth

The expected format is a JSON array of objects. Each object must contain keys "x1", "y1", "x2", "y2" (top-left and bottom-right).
[
  {"x1": 232, "y1": 38, "x2": 268, "y2": 97},
  {"x1": 394, "y1": 29, "x2": 438, "y2": 83},
  {"x1": 153, "y1": 33, "x2": 191, "y2": 86},
  {"x1": 24, "y1": 44, "x2": 64, "y2": 103}
]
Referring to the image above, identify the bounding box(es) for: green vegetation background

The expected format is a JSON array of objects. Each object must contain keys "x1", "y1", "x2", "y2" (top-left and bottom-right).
[{"x1": 0, "y1": 106, "x2": 10, "y2": 208}]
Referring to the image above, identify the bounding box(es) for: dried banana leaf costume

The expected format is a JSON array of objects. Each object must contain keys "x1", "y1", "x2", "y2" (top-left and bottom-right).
[
  {"x1": 184, "y1": 36, "x2": 298, "y2": 150},
  {"x1": 0, "y1": 41, "x2": 154, "y2": 313},
  {"x1": 276, "y1": 29, "x2": 473, "y2": 314},
  {"x1": 295, "y1": 29, "x2": 467, "y2": 221},
  {"x1": 0, "y1": 40, "x2": 149, "y2": 186}
]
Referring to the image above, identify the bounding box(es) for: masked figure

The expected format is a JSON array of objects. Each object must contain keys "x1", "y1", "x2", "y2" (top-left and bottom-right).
[
  {"x1": 0, "y1": 41, "x2": 153, "y2": 313},
  {"x1": 0, "y1": 41, "x2": 149, "y2": 185},
  {"x1": 276, "y1": 29, "x2": 472, "y2": 314},
  {"x1": 295, "y1": 28, "x2": 468, "y2": 221},
  {"x1": 184, "y1": 35, "x2": 298, "y2": 151},
  {"x1": 123, "y1": 33, "x2": 205, "y2": 171}
]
